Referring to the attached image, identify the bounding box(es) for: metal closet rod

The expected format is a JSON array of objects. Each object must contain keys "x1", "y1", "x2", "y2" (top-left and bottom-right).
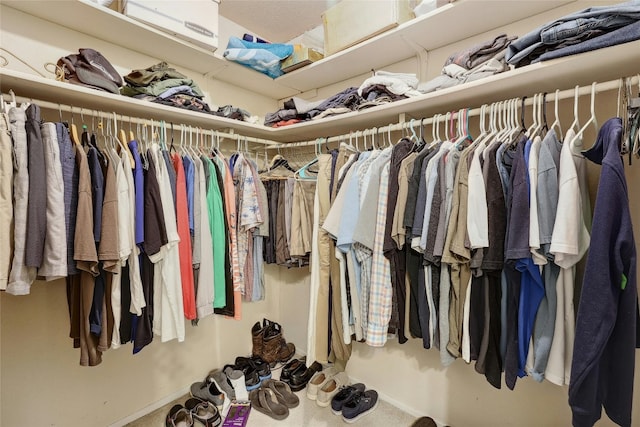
[
  {"x1": 268, "y1": 74, "x2": 640, "y2": 150},
  {"x1": 6, "y1": 94, "x2": 280, "y2": 147}
]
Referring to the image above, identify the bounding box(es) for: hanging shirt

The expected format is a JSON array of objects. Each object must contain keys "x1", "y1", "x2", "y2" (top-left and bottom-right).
[
  {"x1": 149, "y1": 143, "x2": 184, "y2": 343},
  {"x1": 193, "y1": 156, "x2": 214, "y2": 319},
  {"x1": 56, "y1": 123, "x2": 79, "y2": 277},
  {"x1": 128, "y1": 140, "x2": 145, "y2": 247},
  {"x1": 547, "y1": 128, "x2": 590, "y2": 386},
  {"x1": 570, "y1": 118, "x2": 638, "y2": 427}
]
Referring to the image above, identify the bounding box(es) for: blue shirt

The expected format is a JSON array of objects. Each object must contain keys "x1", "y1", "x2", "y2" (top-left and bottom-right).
[
  {"x1": 182, "y1": 155, "x2": 195, "y2": 234},
  {"x1": 128, "y1": 140, "x2": 145, "y2": 246}
]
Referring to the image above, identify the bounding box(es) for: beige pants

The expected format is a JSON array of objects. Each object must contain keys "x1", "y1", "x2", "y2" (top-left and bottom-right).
[{"x1": 0, "y1": 114, "x2": 13, "y2": 290}]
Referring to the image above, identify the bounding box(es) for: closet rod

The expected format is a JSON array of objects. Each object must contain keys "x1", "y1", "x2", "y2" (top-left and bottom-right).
[
  {"x1": 5, "y1": 94, "x2": 280, "y2": 147},
  {"x1": 268, "y1": 74, "x2": 640, "y2": 150}
]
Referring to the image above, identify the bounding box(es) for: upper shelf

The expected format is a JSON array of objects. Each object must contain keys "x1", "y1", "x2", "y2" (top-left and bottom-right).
[
  {"x1": 0, "y1": 68, "x2": 280, "y2": 141},
  {"x1": 3, "y1": 40, "x2": 638, "y2": 144},
  {"x1": 3, "y1": 0, "x2": 575, "y2": 100},
  {"x1": 274, "y1": 0, "x2": 574, "y2": 92},
  {"x1": 1, "y1": 0, "x2": 300, "y2": 100}
]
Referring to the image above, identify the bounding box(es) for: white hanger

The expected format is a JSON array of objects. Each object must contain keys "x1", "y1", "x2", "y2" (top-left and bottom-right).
[
  {"x1": 568, "y1": 85, "x2": 580, "y2": 134},
  {"x1": 576, "y1": 82, "x2": 598, "y2": 145},
  {"x1": 550, "y1": 88, "x2": 563, "y2": 138}
]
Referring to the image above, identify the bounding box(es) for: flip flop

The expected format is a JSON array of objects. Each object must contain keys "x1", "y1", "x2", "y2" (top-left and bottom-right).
[
  {"x1": 249, "y1": 388, "x2": 289, "y2": 420},
  {"x1": 263, "y1": 379, "x2": 300, "y2": 408}
]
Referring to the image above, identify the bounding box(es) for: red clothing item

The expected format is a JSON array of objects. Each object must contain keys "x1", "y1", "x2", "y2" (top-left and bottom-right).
[{"x1": 172, "y1": 154, "x2": 196, "y2": 320}]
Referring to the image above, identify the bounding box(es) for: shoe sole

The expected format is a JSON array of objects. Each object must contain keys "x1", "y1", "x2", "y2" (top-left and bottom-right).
[
  {"x1": 331, "y1": 408, "x2": 342, "y2": 416},
  {"x1": 342, "y1": 399, "x2": 379, "y2": 424},
  {"x1": 316, "y1": 397, "x2": 332, "y2": 408},
  {"x1": 306, "y1": 392, "x2": 317, "y2": 400}
]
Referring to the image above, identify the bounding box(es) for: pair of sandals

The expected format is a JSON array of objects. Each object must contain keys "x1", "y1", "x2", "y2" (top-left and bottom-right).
[
  {"x1": 165, "y1": 398, "x2": 221, "y2": 427},
  {"x1": 249, "y1": 379, "x2": 299, "y2": 420}
]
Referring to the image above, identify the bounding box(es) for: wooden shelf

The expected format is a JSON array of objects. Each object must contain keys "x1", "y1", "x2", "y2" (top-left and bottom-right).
[
  {"x1": 275, "y1": 0, "x2": 574, "y2": 93},
  {"x1": 2, "y1": 0, "x2": 301, "y2": 100},
  {"x1": 2, "y1": 41, "x2": 638, "y2": 143}
]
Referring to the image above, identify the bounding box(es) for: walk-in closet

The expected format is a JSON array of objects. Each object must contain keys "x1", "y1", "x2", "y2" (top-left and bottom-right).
[{"x1": 1, "y1": 1, "x2": 639, "y2": 426}]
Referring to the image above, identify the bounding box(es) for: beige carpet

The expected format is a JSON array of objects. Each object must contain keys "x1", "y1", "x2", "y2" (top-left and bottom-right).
[{"x1": 126, "y1": 388, "x2": 420, "y2": 427}]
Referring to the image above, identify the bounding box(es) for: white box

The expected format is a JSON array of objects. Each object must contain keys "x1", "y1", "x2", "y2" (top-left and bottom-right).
[
  {"x1": 123, "y1": 0, "x2": 219, "y2": 51},
  {"x1": 322, "y1": 0, "x2": 415, "y2": 56}
]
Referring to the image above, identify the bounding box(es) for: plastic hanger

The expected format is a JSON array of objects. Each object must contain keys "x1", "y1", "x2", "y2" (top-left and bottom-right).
[
  {"x1": 576, "y1": 82, "x2": 598, "y2": 148},
  {"x1": 549, "y1": 89, "x2": 563, "y2": 138},
  {"x1": 568, "y1": 85, "x2": 580, "y2": 134}
]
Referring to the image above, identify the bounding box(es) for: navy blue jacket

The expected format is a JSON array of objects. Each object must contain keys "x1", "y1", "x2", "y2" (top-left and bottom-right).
[{"x1": 569, "y1": 118, "x2": 638, "y2": 427}]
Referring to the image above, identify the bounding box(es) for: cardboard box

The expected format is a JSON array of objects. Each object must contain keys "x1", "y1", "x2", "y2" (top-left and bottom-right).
[
  {"x1": 322, "y1": 0, "x2": 415, "y2": 56},
  {"x1": 281, "y1": 46, "x2": 324, "y2": 73},
  {"x1": 123, "y1": 0, "x2": 219, "y2": 51}
]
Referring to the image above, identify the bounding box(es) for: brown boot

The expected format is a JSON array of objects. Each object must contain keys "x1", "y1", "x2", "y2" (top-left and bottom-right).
[
  {"x1": 262, "y1": 320, "x2": 295, "y2": 367},
  {"x1": 251, "y1": 321, "x2": 265, "y2": 358}
]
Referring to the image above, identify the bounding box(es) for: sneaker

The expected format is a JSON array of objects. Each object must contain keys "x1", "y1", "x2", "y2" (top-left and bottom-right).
[
  {"x1": 330, "y1": 383, "x2": 365, "y2": 415},
  {"x1": 190, "y1": 381, "x2": 225, "y2": 407},
  {"x1": 306, "y1": 366, "x2": 338, "y2": 400},
  {"x1": 316, "y1": 371, "x2": 349, "y2": 407},
  {"x1": 341, "y1": 389, "x2": 379, "y2": 424}
]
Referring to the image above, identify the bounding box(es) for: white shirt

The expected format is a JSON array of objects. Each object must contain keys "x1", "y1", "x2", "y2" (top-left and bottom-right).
[
  {"x1": 149, "y1": 143, "x2": 184, "y2": 343},
  {"x1": 467, "y1": 141, "x2": 489, "y2": 249}
]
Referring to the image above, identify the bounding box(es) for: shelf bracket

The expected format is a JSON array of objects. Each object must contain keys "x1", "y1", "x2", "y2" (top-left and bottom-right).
[{"x1": 399, "y1": 35, "x2": 429, "y2": 82}]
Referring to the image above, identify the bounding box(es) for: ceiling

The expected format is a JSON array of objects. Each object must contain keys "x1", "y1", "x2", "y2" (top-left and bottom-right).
[{"x1": 219, "y1": 0, "x2": 339, "y2": 42}]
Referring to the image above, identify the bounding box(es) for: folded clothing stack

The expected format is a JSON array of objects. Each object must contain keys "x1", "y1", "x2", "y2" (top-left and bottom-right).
[
  {"x1": 419, "y1": 33, "x2": 516, "y2": 94},
  {"x1": 121, "y1": 61, "x2": 209, "y2": 109},
  {"x1": 121, "y1": 62, "x2": 253, "y2": 121},
  {"x1": 264, "y1": 87, "x2": 362, "y2": 127},
  {"x1": 223, "y1": 36, "x2": 293, "y2": 78},
  {"x1": 506, "y1": 0, "x2": 640, "y2": 67},
  {"x1": 358, "y1": 70, "x2": 422, "y2": 107}
]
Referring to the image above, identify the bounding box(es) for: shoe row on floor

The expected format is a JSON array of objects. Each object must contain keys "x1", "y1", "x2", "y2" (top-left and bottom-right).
[{"x1": 276, "y1": 356, "x2": 380, "y2": 424}]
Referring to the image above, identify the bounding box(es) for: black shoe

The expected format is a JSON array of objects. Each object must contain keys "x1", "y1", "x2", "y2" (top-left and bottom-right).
[
  {"x1": 288, "y1": 360, "x2": 323, "y2": 392},
  {"x1": 280, "y1": 357, "x2": 306, "y2": 384},
  {"x1": 226, "y1": 361, "x2": 261, "y2": 391},
  {"x1": 331, "y1": 383, "x2": 366, "y2": 415},
  {"x1": 341, "y1": 390, "x2": 379, "y2": 424}
]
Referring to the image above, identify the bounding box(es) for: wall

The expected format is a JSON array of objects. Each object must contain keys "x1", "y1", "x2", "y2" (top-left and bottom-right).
[{"x1": 2, "y1": 1, "x2": 640, "y2": 427}]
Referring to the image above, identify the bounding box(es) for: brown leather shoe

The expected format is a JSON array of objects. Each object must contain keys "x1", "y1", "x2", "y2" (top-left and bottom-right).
[
  {"x1": 251, "y1": 321, "x2": 266, "y2": 358},
  {"x1": 262, "y1": 320, "x2": 295, "y2": 367}
]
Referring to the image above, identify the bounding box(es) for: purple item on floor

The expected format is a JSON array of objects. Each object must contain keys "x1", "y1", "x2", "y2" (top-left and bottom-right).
[{"x1": 222, "y1": 402, "x2": 251, "y2": 427}]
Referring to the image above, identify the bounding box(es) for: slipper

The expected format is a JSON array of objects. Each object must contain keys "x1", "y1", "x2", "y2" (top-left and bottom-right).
[
  {"x1": 249, "y1": 388, "x2": 289, "y2": 420},
  {"x1": 263, "y1": 379, "x2": 300, "y2": 408}
]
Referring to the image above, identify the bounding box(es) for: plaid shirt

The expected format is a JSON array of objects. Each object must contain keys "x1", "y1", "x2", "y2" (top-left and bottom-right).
[{"x1": 366, "y1": 163, "x2": 392, "y2": 347}]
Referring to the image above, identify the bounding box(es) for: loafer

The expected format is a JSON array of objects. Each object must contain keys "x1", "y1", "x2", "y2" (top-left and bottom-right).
[
  {"x1": 306, "y1": 366, "x2": 338, "y2": 400},
  {"x1": 279, "y1": 357, "x2": 306, "y2": 383},
  {"x1": 316, "y1": 371, "x2": 349, "y2": 407},
  {"x1": 190, "y1": 380, "x2": 225, "y2": 407},
  {"x1": 165, "y1": 404, "x2": 194, "y2": 427},
  {"x1": 342, "y1": 389, "x2": 379, "y2": 424},
  {"x1": 331, "y1": 383, "x2": 365, "y2": 415},
  {"x1": 185, "y1": 398, "x2": 222, "y2": 427},
  {"x1": 288, "y1": 360, "x2": 323, "y2": 392}
]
